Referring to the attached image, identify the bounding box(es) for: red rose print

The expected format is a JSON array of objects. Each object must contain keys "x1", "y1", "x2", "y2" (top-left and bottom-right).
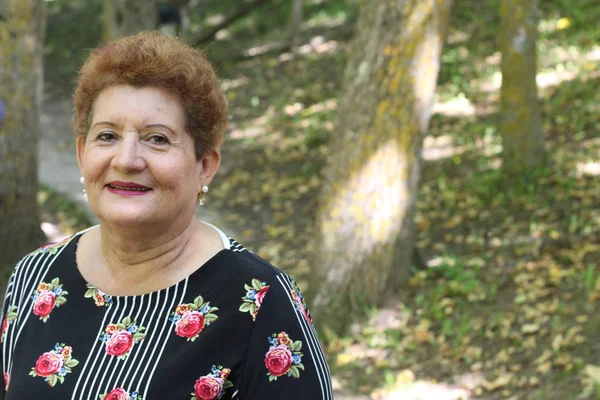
[
  {"x1": 299, "y1": 302, "x2": 311, "y2": 323},
  {"x1": 254, "y1": 286, "x2": 270, "y2": 307},
  {"x1": 175, "y1": 311, "x2": 205, "y2": 338},
  {"x1": 105, "y1": 330, "x2": 134, "y2": 357},
  {"x1": 292, "y1": 290, "x2": 312, "y2": 323},
  {"x1": 264, "y1": 344, "x2": 294, "y2": 377},
  {"x1": 104, "y1": 388, "x2": 129, "y2": 400},
  {"x1": 1, "y1": 317, "x2": 7, "y2": 339},
  {"x1": 33, "y1": 291, "x2": 56, "y2": 318},
  {"x1": 4, "y1": 372, "x2": 8, "y2": 391},
  {"x1": 34, "y1": 351, "x2": 64, "y2": 377},
  {"x1": 194, "y1": 376, "x2": 224, "y2": 400}
]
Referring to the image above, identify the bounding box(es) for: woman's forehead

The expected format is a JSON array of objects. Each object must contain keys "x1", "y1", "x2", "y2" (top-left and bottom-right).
[{"x1": 91, "y1": 85, "x2": 185, "y2": 126}]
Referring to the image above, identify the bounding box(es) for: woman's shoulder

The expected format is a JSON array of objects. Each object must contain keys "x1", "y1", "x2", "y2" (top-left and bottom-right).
[
  {"x1": 219, "y1": 237, "x2": 285, "y2": 279},
  {"x1": 12, "y1": 234, "x2": 76, "y2": 271}
]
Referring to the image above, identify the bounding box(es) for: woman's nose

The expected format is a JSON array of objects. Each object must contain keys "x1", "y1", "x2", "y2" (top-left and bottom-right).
[{"x1": 111, "y1": 135, "x2": 145, "y2": 172}]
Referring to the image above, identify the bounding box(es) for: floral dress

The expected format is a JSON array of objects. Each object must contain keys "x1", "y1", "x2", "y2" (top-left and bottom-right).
[{"x1": 0, "y1": 227, "x2": 333, "y2": 399}]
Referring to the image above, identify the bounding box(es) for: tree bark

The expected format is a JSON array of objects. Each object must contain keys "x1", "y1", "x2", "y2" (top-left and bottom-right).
[
  {"x1": 499, "y1": 0, "x2": 545, "y2": 177},
  {"x1": 0, "y1": 0, "x2": 46, "y2": 270},
  {"x1": 103, "y1": 0, "x2": 157, "y2": 42},
  {"x1": 309, "y1": 0, "x2": 453, "y2": 335},
  {"x1": 289, "y1": 0, "x2": 303, "y2": 50}
]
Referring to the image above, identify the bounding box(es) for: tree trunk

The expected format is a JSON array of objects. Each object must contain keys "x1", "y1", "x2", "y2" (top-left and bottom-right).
[
  {"x1": 289, "y1": 0, "x2": 303, "y2": 49},
  {"x1": 103, "y1": 0, "x2": 157, "y2": 42},
  {"x1": 309, "y1": 0, "x2": 453, "y2": 335},
  {"x1": 499, "y1": 0, "x2": 545, "y2": 177},
  {"x1": 0, "y1": 0, "x2": 46, "y2": 270}
]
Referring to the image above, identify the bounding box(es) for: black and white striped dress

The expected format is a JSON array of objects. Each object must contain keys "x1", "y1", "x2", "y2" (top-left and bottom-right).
[{"x1": 0, "y1": 226, "x2": 333, "y2": 399}]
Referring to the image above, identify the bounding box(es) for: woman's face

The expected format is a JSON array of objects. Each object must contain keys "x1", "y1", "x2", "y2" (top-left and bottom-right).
[{"x1": 77, "y1": 84, "x2": 219, "y2": 229}]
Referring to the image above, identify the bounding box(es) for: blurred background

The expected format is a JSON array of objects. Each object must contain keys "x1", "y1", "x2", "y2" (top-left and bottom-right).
[{"x1": 0, "y1": 0, "x2": 599, "y2": 398}]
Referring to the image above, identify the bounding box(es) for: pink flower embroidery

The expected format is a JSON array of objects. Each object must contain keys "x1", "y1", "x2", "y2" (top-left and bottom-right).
[
  {"x1": 34, "y1": 352, "x2": 63, "y2": 377},
  {"x1": 31, "y1": 278, "x2": 68, "y2": 322},
  {"x1": 99, "y1": 387, "x2": 143, "y2": 400},
  {"x1": 190, "y1": 365, "x2": 233, "y2": 400},
  {"x1": 171, "y1": 295, "x2": 218, "y2": 341},
  {"x1": 175, "y1": 311, "x2": 206, "y2": 339},
  {"x1": 29, "y1": 343, "x2": 79, "y2": 387},
  {"x1": 106, "y1": 331, "x2": 134, "y2": 357},
  {"x1": 1, "y1": 305, "x2": 17, "y2": 342},
  {"x1": 290, "y1": 280, "x2": 312, "y2": 323},
  {"x1": 239, "y1": 279, "x2": 270, "y2": 321},
  {"x1": 255, "y1": 286, "x2": 269, "y2": 307},
  {"x1": 194, "y1": 376, "x2": 223, "y2": 400},
  {"x1": 100, "y1": 317, "x2": 146, "y2": 360},
  {"x1": 265, "y1": 345, "x2": 293, "y2": 377},
  {"x1": 33, "y1": 291, "x2": 56, "y2": 318},
  {"x1": 265, "y1": 332, "x2": 304, "y2": 381}
]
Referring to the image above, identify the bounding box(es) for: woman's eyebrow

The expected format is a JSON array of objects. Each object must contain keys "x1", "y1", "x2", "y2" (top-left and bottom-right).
[
  {"x1": 145, "y1": 124, "x2": 176, "y2": 135},
  {"x1": 91, "y1": 121, "x2": 119, "y2": 129}
]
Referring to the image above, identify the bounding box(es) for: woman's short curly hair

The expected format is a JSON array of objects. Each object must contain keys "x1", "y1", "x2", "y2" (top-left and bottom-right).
[{"x1": 72, "y1": 31, "x2": 228, "y2": 158}]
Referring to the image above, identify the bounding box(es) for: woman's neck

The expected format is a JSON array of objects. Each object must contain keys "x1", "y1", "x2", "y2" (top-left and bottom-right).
[
  {"x1": 78, "y1": 218, "x2": 221, "y2": 296},
  {"x1": 100, "y1": 218, "x2": 198, "y2": 272}
]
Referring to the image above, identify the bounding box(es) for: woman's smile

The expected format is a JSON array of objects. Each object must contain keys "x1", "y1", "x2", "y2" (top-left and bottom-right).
[{"x1": 106, "y1": 181, "x2": 152, "y2": 196}]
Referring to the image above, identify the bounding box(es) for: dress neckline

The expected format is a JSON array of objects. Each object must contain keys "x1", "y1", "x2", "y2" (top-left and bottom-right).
[{"x1": 66, "y1": 228, "x2": 232, "y2": 299}]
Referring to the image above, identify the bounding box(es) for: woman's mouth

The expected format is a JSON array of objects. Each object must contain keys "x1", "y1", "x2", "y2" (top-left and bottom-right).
[
  {"x1": 105, "y1": 182, "x2": 152, "y2": 196},
  {"x1": 107, "y1": 184, "x2": 151, "y2": 192}
]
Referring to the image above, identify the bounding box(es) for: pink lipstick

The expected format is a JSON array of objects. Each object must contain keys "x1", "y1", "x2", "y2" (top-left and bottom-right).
[{"x1": 106, "y1": 181, "x2": 152, "y2": 196}]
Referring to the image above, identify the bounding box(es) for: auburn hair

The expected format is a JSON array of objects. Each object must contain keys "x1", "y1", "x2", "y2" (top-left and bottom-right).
[{"x1": 72, "y1": 31, "x2": 228, "y2": 158}]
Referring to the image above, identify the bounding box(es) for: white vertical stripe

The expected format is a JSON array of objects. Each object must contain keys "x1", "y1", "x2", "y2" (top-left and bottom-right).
[
  {"x1": 92, "y1": 295, "x2": 139, "y2": 399},
  {"x1": 283, "y1": 274, "x2": 333, "y2": 392},
  {"x1": 276, "y1": 274, "x2": 333, "y2": 400},
  {"x1": 11, "y1": 249, "x2": 66, "y2": 373},
  {"x1": 123, "y1": 283, "x2": 178, "y2": 389},
  {"x1": 1, "y1": 254, "x2": 28, "y2": 375},
  {"x1": 141, "y1": 278, "x2": 189, "y2": 395},
  {"x1": 85, "y1": 296, "x2": 131, "y2": 400},
  {"x1": 105, "y1": 291, "x2": 152, "y2": 393},
  {"x1": 119, "y1": 290, "x2": 163, "y2": 386},
  {"x1": 71, "y1": 296, "x2": 121, "y2": 399}
]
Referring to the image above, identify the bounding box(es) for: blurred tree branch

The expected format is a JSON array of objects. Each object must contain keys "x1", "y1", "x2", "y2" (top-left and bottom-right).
[{"x1": 193, "y1": 0, "x2": 271, "y2": 46}]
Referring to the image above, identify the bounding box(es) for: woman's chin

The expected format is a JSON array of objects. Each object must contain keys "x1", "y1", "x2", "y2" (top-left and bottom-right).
[{"x1": 92, "y1": 204, "x2": 160, "y2": 227}]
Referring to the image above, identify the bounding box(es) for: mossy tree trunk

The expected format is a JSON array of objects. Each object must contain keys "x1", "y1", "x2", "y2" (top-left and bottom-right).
[
  {"x1": 499, "y1": 0, "x2": 545, "y2": 177},
  {"x1": 309, "y1": 0, "x2": 453, "y2": 335},
  {"x1": 289, "y1": 0, "x2": 303, "y2": 49},
  {"x1": 103, "y1": 0, "x2": 157, "y2": 42},
  {"x1": 0, "y1": 0, "x2": 46, "y2": 270}
]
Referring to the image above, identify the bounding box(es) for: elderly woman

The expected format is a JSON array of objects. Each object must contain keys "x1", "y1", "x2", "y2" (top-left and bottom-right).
[{"x1": 0, "y1": 32, "x2": 332, "y2": 399}]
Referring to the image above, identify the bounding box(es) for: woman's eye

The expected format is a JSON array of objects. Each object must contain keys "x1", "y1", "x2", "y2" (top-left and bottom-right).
[
  {"x1": 149, "y1": 135, "x2": 169, "y2": 145},
  {"x1": 98, "y1": 132, "x2": 115, "y2": 141}
]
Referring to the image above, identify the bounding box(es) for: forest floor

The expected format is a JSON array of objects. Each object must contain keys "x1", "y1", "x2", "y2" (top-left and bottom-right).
[{"x1": 39, "y1": 0, "x2": 600, "y2": 398}]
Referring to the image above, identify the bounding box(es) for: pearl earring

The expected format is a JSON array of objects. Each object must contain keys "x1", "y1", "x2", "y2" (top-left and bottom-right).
[
  {"x1": 80, "y1": 176, "x2": 87, "y2": 198},
  {"x1": 198, "y1": 185, "x2": 209, "y2": 205}
]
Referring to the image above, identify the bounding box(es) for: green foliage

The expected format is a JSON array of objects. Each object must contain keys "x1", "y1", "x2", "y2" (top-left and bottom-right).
[
  {"x1": 41, "y1": 0, "x2": 600, "y2": 397},
  {"x1": 38, "y1": 184, "x2": 94, "y2": 234},
  {"x1": 45, "y1": 0, "x2": 103, "y2": 97}
]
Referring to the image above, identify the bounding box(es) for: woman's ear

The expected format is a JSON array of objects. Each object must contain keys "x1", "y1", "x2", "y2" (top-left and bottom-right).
[{"x1": 198, "y1": 149, "x2": 222, "y2": 189}]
